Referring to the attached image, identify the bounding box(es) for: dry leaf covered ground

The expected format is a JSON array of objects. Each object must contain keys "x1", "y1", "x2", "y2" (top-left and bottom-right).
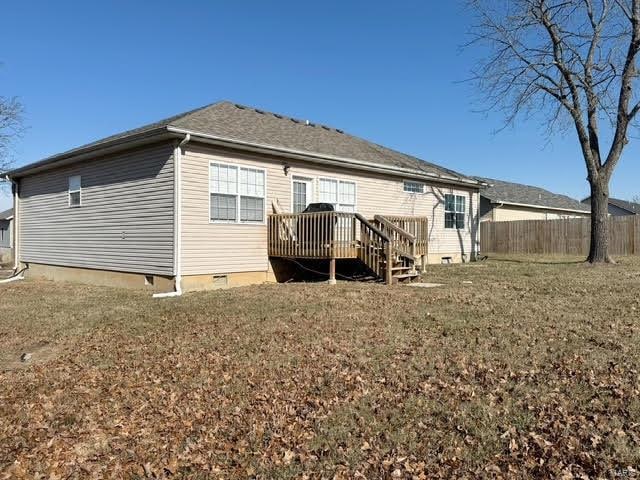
[{"x1": 1, "y1": 256, "x2": 639, "y2": 479}]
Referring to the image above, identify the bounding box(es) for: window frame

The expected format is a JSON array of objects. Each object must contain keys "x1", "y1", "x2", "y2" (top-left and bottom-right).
[
  {"x1": 291, "y1": 176, "x2": 315, "y2": 214},
  {"x1": 68, "y1": 175, "x2": 82, "y2": 208},
  {"x1": 317, "y1": 176, "x2": 357, "y2": 212},
  {"x1": 444, "y1": 193, "x2": 466, "y2": 229},
  {"x1": 208, "y1": 161, "x2": 267, "y2": 225},
  {"x1": 403, "y1": 180, "x2": 426, "y2": 194}
]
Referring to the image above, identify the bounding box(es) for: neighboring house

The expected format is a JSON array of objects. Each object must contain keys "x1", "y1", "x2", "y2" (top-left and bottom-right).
[
  {"x1": 0, "y1": 208, "x2": 14, "y2": 264},
  {"x1": 581, "y1": 196, "x2": 640, "y2": 216},
  {"x1": 476, "y1": 177, "x2": 590, "y2": 222},
  {"x1": 2, "y1": 101, "x2": 484, "y2": 292}
]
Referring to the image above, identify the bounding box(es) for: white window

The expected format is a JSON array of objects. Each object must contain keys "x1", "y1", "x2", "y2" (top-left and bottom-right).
[
  {"x1": 210, "y1": 162, "x2": 265, "y2": 223},
  {"x1": 445, "y1": 193, "x2": 465, "y2": 229},
  {"x1": 292, "y1": 177, "x2": 313, "y2": 213},
  {"x1": 404, "y1": 180, "x2": 425, "y2": 194},
  {"x1": 318, "y1": 178, "x2": 356, "y2": 212},
  {"x1": 68, "y1": 175, "x2": 81, "y2": 207}
]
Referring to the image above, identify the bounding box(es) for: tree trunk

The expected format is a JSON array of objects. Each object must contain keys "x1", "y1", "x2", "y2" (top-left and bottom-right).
[{"x1": 587, "y1": 178, "x2": 612, "y2": 263}]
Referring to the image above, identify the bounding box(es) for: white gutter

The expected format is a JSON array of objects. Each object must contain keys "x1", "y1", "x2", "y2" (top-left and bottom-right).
[
  {"x1": 4, "y1": 128, "x2": 171, "y2": 179},
  {"x1": 153, "y1": 133, "x2": 190, "y2": 298},
  {"x1": 165, "y1": 127, "x2": 485, "y2": 190},
  {"x1": 493, "y1": 200, "x2": 590, "y2": 214}
]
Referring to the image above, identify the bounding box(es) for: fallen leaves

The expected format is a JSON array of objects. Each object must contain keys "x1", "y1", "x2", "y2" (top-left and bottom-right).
[{"x1": 1, "y1": 257, "x2": 640, "y2": 478}]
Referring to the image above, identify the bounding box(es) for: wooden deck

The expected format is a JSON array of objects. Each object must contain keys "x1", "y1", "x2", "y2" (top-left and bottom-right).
[{"x1": 267, "y1": 212, "x2": 428, "y2": 284}]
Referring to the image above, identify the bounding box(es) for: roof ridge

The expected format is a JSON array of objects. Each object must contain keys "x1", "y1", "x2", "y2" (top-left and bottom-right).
[
  {"x1": 212, "y1": 101, "x2": 345, "y2": 132},
  {"x1": 479, "y1": 176, "x2": 582, "y2": 197},
  {"x1": 7, "y1": 100, "x2": 481, "y2": 186}
]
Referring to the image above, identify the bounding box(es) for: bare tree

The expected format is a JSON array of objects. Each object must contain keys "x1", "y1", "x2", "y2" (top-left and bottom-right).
[
  {"x1": 467, "y1": 0, "x2": 640, "y2": 263},
  {"x1": 632, "y1": 194, "x2": 640, "y2": 204},
  {"x1": 0, "y1": 95, "x2": 24, "y2": 175}
]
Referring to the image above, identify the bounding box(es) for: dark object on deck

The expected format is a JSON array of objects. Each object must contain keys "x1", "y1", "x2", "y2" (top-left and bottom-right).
[
  {"x1": 302, "y1": 203, "x2": 335, "y2": 214},
  {"x1": 299, "y1": 203, "x2": 336, "y2": 248},
  {"x1": 441, "y1": 256, "x2": 453, "y2": 264}
]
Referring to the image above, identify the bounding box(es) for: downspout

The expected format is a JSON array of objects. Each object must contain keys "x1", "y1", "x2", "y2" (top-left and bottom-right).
[
  {"x1": 10, "y1": 175, "x2": 18, "y2": 271},
  {"x1": 153, "y1": 133, "x2": 190, "y2": 298},
  {"x1": 0, "y1": 175, "x2": 26, "y2": 283}
]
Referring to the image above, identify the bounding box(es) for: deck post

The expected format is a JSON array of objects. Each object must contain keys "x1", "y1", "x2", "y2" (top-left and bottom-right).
[
  {"x1": 328, "y1": 258, "x2": 337, "y2": 285},
  {"x1": 385, "y1": 243, "x2": 393, "y2": 285},
  {"x1": 409, "y1": 242, "x2": 418, "y2": 275}
]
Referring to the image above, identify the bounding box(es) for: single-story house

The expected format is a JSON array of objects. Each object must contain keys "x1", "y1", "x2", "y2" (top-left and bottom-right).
[
  {"x1": 476, "y1": 177, "x2": 590, "y2": 222},
  {"x1": 581, "y1": 196, "x2": 639, "y2": 216},
  {"x1": 2, "y1": 101, "x2": 485, "y2": 292},
  {"x1": 0, "y1": 207, "x2": 13, "y2": 263}
]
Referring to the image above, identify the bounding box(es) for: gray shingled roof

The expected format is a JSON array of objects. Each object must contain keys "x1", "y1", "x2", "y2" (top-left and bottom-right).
[
  {"x1": 476, "y1": 177, "x2": 590, "y2": 212},
  {"x1": 582, "y1": 196, "x2": 640, "y2": 214},
  {"x1": 607, "y1": 197, "x2": 640, "y2": 214},
  {"x1": 0, "y1": 208, "x2": 13, "y2": 220},
  {"x1": 7, "y1": 101, "x2": 478, "y2": 184}
]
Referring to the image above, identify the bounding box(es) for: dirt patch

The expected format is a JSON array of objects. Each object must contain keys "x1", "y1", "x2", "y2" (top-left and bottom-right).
[{"x1": 0, "y1": 340, "x2": 62, "y2": 372}]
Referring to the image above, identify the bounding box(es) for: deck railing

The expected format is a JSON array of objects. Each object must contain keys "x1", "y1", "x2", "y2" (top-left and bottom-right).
[
  {"x1": 269, "y1": 211, "x2": 394, "y2": 283},
  {"x1": 380, "y1": 215, "x2": 429, "y2": 256},
  {"x1": 268, "y1": 211, "x2": 428, "y2": 284},
  {"x1": 268, "y1": 211, "x2": 361, "y2": 259},
  {"x1": 373, "y1": 215, "x2": 416, "y2": 260}
]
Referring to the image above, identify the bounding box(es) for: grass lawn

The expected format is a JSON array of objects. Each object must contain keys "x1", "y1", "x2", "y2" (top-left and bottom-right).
[{"x1": 1, "y1": 256, "x2": 640, "y2": 479}]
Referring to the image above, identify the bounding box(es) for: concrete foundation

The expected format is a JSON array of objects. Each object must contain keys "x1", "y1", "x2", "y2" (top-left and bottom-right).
[
  {"x1": 17, "y1": 253, "x2": 474, "y2": 293},
  {"x1": 19, "y1": 262, "x2": 279, "y2": 293},
  {"x1": 181, "y1": 270, "x2": 276, "y2": 292},
  {"x1": 0, "y1": 247, "x2": 13, "y2": 265},
  {"x1": 23, "y1": 263, "x2": 175, "y2": 292}
]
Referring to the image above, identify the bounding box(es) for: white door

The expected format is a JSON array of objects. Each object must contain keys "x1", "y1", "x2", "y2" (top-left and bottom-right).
[{"x1": 292, "y1": 177, "x2": 314, "y2": 213}]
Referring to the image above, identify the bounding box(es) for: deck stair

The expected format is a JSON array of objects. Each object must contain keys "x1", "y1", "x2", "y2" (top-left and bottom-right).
[{"x1": 268, "y1": 211, "x2": 428, "y2": 285}]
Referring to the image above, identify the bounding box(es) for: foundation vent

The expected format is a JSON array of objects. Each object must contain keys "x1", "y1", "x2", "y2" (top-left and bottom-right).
[{"x1": 212, "y1": 275, "x2": 228, "y2": 287}]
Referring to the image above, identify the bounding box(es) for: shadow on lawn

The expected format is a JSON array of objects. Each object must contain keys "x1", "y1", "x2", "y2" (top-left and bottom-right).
[{"x1": 486, "y1": 256, "x2": 586, "y2": 265}]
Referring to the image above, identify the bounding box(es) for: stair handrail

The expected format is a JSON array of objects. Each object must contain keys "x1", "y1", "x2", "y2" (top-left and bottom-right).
[
  {"x1": 354, "y1": 213, "x2": 394, "y2": 285},
  {"x1": 373, "y1": 214, "x2": 416, "y2": 260},
  {"x1": 373, "y1": 215, "x2": 415, "y2": 240},
  {"x1": 355, "y1": 213, "x2": 391, "y2": 242}
]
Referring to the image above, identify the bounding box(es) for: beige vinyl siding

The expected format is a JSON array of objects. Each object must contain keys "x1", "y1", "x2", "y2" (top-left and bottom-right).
[
  {"x1": 490, "y1": 205, "x2": 590, "y2": 222},
  {"x1": 19, "y1": 143, "x2": 175, "y2": 275},
  {"x1": 181, "y1": 144, "x2": 479, "y2": 275}
]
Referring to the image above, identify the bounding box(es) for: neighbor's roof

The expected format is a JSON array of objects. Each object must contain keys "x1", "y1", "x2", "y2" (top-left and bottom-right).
[
  {"x1": 4, "y1": 101, "x2": 481, "y2": 186},
  {"x1": 582, "y1": 196, "x2": 640, "y2": 215},
  {"x1": 475, "y1": 177, "x2": 591, "y2": 213},
  {"x1": 0, "y1": 208, "x2": 13, "y2": 220},
  {"x1": 608, "y1": 197, "x2": 640, "y2": 214}
]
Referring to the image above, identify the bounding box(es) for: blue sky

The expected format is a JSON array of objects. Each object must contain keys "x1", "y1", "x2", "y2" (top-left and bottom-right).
[{"x1": 1, "y1": 0, "x2": 638, "y2": 211}]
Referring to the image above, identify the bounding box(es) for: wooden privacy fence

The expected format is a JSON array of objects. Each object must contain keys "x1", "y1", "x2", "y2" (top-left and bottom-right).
[{"x1": 481, "y1": 216, "x2": 640, "y2": 256}]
